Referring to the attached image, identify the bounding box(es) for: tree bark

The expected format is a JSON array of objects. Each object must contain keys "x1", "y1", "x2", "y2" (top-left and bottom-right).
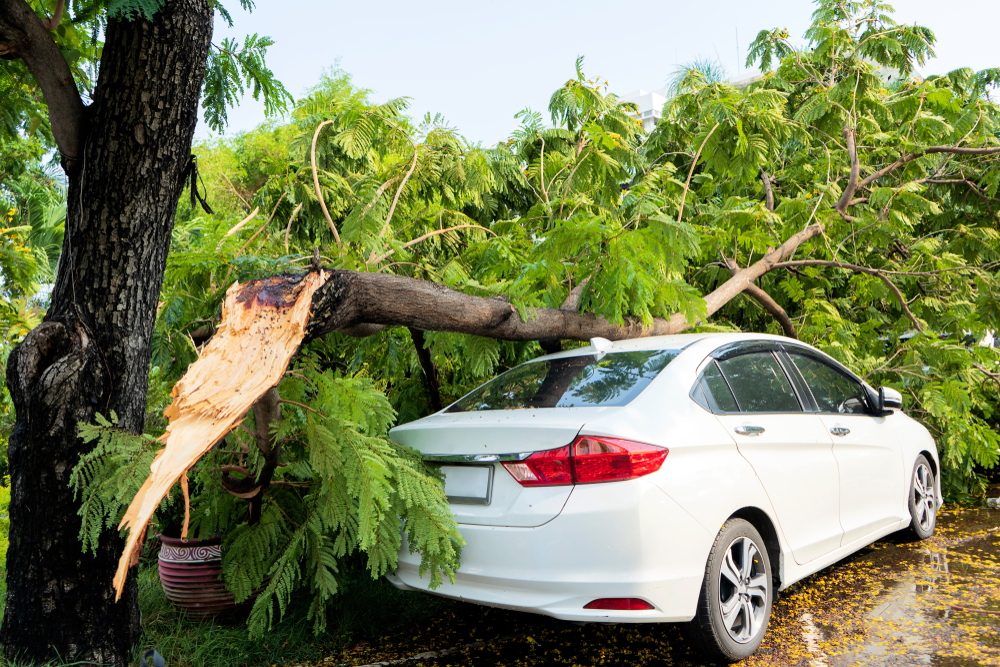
[
  {"x1": 0, "y1": 0, "x2": 86, "y2": 168},
  {"x1": 722, "y1": 257, "x2": 797, "y2": 339},
  {"x1": 302, "y1": 224, "x2": 825, "y2": 344},
  {"x1": 1, "y1": 1, "x2": 212, "y2": 664}
]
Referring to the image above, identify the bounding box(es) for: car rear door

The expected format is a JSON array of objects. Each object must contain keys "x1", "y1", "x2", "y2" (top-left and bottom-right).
[
  {"x1": 699, "y1": 346, "x2": 844, "y2": 565},
  {"x1": 784, "y1": 350, "x2": 905, "y2": 545}
]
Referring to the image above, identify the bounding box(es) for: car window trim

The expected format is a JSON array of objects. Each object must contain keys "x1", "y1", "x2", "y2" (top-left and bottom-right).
[
  {"x1": 775, "y1": 350, "x2": 819, "y2": 412},
  {"x1": 699, "y1": 340, "x2": 884, "y2": 415},
  {"x1": 688, "y1": 357, "x2": 741, "y2": 415},
  {"x1": 784, "y1": 349, "x2": 873, "y2": 415},
  {"x1": 715, "y1": 350, "x2": 805, "y2": 414}
]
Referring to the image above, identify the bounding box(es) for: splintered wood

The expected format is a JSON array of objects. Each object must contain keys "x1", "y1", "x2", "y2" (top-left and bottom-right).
[{"x1": 113, "y1": 270, "x2": 327, "y2": 600}]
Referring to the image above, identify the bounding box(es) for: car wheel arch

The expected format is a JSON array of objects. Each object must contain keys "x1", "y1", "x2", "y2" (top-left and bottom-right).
[
  {"x1": 728, "y1": 506, "x2": 784, "y2": 590},
  {"x1": 918, "y1": 450, "x2": 938, "y2": 477}
]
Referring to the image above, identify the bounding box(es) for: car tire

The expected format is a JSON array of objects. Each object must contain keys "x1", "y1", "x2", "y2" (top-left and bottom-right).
[
  {"x1": 908, "y1": 455, "x2": 937, "y2": 539},
  {"x1": 685, "y1": 518, "x2": 773, "y2": 662}
]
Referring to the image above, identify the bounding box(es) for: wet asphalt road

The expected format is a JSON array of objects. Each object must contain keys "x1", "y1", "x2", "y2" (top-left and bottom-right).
[{"x1": 318, "y1": 505, "x2": 1000, "y2": 667}]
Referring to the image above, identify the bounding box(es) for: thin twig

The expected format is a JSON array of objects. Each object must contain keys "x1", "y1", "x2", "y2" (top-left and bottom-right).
[
  {"x1": 376, "y1": 145, "x2": 419, "y2": 240},
  {"x1": 216, "y1": 206, "x2": 260, "y2": 251},
  {"x1": 310, "y1": 120, "x2": 341, "y2": 244},
  {"x1": 278, "y1": 398, "x2": 323, "y2": 415},
  {"x1": 284, "y1": 202, "x2": 303, "y2": 254},
  {"x1": 677, "y1": 122, "x2": 720, "y2": 223},
  {"x1": 368, "y1": 224, "x2": 496, "y2": 265}
]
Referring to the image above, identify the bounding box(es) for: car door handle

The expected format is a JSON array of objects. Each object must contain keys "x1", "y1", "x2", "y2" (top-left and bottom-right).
[
  {"x1": 830, "y1": 427, "x2": 851, "y2": 437},
  {"x1": 734, "y1": 425, "x2": 765, "y2": 437}
]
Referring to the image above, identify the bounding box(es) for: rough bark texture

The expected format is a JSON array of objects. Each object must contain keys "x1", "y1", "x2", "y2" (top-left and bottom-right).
[
  {"x1": 1, "y1": 1, "x2": 212, "y2": 663},
  {"x1": 0, "y1": 0, "x2": 85, "y2": 167},
  {"x1": 723, "y1": 257, "x2": 798, "y2": 339},
  {"x1": 304, "y1": 224, "x2": 825, "y2": 344}
]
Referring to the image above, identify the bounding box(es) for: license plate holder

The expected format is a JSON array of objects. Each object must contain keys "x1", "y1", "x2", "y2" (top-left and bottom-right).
[{"x1": 441, "y1": 465, "x2": 493, "y2": 505}]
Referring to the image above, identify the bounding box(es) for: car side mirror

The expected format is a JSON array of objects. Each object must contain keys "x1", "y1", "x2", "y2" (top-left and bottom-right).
[{"x1": 878, "y1": 387, "x2": 903, "y2": 413}]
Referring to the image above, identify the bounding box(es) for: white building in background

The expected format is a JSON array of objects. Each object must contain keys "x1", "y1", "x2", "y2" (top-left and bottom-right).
[
  {"x1": 618, "y1": 86, "x2": 672, "y2": 133},
  {"x1": 619, "y1": 75, "x2": 762, "y2": 133}
]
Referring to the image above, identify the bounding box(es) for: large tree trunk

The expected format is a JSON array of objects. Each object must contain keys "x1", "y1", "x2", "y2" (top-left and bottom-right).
[{"x1": 1, "y1": 1, "x2": 212, "y2": 663}]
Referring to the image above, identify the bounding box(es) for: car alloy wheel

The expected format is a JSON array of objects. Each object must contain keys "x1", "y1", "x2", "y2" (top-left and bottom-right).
[
  {"x1": 717, "y1": 535, "x2": 769, "y2": 643},
  {"x1": 909, "y1": 455, "x2": 936, "y2": 539},
  {"x1": 685, "y1": 518, "x2": 773, "y2": 662}
]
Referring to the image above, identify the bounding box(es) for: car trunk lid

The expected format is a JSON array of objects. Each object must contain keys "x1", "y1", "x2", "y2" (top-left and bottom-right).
[{"x1": 390, "y1": 409, "x2": 608, "y2": 527}]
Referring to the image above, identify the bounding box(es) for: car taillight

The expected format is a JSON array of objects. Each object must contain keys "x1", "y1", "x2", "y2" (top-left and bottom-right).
[
  {"x1": 502, "y1": 436, "x2": 667, "y2": 487},
  {"x1": 501, "y1": 446, "x2": 572, "y2": 486},
  {"x1": 584, "y1": 598, "x2": 655, "y2": 610}
]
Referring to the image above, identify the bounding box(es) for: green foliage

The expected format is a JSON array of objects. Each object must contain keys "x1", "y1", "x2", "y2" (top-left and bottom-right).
[
  {"x1": 63, "y1": 3, "x2": 1000, "y2": 649},
  {"x1": 70, "y1": 412, "x2": 163, "y2": 554},
  {"x1": 667, "y1": 58, "x2": 728, "y2": 97},
  {"x1": 203, "y1": 34, "x2": 293, "y2": 133},
  {"x1": 72, "y1": 368, "x2": 462, "y2": 637},
  {"x1": 107, "y1": 0, "x2": 165, "y2": 21},
  {"x1": 171, "y1": 21, "x2": 999, "y2": 501}
]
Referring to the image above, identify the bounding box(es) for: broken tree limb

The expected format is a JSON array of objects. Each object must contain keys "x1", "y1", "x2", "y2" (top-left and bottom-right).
[
  {"x1": 113, "y1": 222, "x2": 826, "y2": 597},
  {"x1": 304, "y1": 223, "x2": 825, "y2": 343},
  {"x1": 723, "y1": 257, "x2": 797, "y2": 339},
  {"x1": 112, "y1": 270, "x2": 328, "y2": 600}
]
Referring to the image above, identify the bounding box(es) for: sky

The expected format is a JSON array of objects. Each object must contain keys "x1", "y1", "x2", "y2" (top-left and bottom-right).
[{"x1": 198, "y1": 0, "x2": 1000, "y2": 146}]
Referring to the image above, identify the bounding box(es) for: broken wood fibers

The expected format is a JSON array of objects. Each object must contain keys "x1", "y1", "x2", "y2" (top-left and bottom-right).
[{"x1": 113, "y1": 270, "x2": 327, "y2": 600}]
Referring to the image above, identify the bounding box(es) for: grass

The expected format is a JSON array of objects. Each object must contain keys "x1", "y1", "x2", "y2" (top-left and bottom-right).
[{"x1": 0, "y1": 556, "x2": 452, "y2": 667}]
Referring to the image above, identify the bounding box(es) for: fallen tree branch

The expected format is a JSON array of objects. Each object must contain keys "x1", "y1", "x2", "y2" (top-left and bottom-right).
[
  {"x1": 306, "y1": 223, "x2": 825, "y2": 344},
  {"x1": 723, "y1": 257, "x2": 797, "y2": 339},
  {"x1": 114, "y1": 272, "x2": 328, "y2": 598},
  {"x1": 760, "y1": 170, "x2": 775, "y2": 212},
  {"x1": 769, "y1": 259, "x2": 922, "y2": 330}
]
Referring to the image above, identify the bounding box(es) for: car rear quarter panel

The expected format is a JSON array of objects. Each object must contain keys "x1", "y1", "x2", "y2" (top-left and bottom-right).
[{"x1": 577, "y1": 344, "x2": 792, "y2": 579}]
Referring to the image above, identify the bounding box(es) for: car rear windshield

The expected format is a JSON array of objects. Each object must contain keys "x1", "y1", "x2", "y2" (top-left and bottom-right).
[{"x1": 446, "y1": 349, "x2": 678, "y2": 412}]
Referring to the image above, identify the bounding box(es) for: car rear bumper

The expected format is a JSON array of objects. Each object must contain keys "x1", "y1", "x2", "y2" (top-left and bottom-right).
[{"x1": 388, "y1": 478, "x2": 711, "y2": 623}]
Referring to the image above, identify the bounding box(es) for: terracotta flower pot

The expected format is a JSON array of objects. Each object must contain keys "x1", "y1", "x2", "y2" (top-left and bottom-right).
[{"x1": 157, "y1": 535, "x2": 248, "y2": 621}]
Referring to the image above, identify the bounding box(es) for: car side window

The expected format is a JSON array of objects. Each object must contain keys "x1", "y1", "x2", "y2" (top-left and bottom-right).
[
  {"x1": 717, "y1": 352, "x2": 802, "y2": 413},
  {"x1": 701, "y1": 361, "x2": 739, "y2": 412},
  {"x1": 789, "y1": 353, "x2": 869, "y2": 415}
]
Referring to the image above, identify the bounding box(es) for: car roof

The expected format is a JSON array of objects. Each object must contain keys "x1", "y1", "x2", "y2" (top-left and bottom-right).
[{"x1": 536, "y1": 332, "x2": 798, "y2": 361}]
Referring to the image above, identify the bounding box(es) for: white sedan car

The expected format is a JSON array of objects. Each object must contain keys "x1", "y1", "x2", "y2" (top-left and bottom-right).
[{"x1": 386, "y1": 333, "x2": 941, "y2": 661}]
